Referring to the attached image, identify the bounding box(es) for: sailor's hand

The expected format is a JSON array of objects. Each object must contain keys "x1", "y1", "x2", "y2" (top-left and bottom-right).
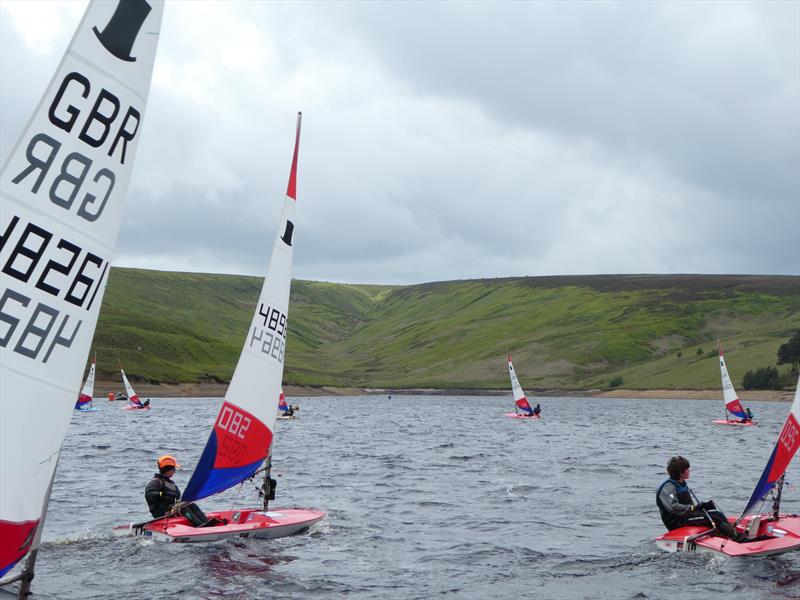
[{"x1": 698, "y1": 500, "x2": 714, "y2": 511}]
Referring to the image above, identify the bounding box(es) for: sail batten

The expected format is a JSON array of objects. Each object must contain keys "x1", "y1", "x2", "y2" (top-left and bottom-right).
[
  {"x1": 182, "y1": 113, "x2": 302, "y2": 504},
  {"x1": 0, "y1": 0, "x2": 163, "y2": 578}
]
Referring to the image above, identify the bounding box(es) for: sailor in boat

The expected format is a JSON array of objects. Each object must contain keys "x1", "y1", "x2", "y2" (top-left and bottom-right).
[
  {"x1": 533, "y1": 404, "x2": 542, "y2": 417},
  {"x1": 145, "y1": 455, "x2": 224, "y2": 527},
  {"x1": 282, "y1": 405, "x2": 295, "y2": 417},
  {"x1": 741, "y1": 407, "x2": 754, "y2": 423},
  {"x1": 656, "y1": 456, "x2": 742, "y2": 541}
]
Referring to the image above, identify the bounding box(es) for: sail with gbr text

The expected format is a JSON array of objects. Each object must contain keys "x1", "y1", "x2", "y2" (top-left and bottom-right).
[
  {"x1": 182, "y1": 114, "x2": 303, "y2": 503},
  {"x1": 0, "y1": 0, "x2": 163, "y2": 579}
]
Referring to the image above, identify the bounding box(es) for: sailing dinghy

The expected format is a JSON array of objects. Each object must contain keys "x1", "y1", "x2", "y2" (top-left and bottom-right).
[
  {"x1": 0, "y1": 0, "x2": 163, "y2": 593},
  {"x1": 656, "y1": 375, "x2": 800, "y2": 557},
  {"x1": 713, "y1": 342, "x2": 756, "y2": 426},
  {"x1": 505, "y1": 354, "x2": 541, "y2": 419},
  {"x1": 120, "y1": 367, "x2": 150, "y2": 410},
  {"x1": 277, "y1": 389, "x2": 296, "y2": 419},
  {"x1": 75, "y1": 356, "x2": 99, "y2": 412},
  {"x1": 112, "y1": 113, "x2": 324, "y2": 543}
]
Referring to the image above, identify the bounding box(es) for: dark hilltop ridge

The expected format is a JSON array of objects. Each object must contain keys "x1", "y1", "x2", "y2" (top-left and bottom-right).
[{"x1": 91, "y1": 269, "x2": 799, "y2": 397}]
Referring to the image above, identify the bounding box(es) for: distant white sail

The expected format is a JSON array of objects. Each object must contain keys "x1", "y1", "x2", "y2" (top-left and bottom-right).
[
  {"x1": 75, "y1": 355, "x2": 96, "y2": 409},
  {"x1": 0, "y1": 0, "x2": 163, "y2": 577}
]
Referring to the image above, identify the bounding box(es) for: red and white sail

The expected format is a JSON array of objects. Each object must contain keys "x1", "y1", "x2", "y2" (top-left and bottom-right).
[
  {"x1": 182, "y1": 114, "x2": 302, "y2": 503},
  {"x1": 0, "y1": 0, "x2": 163, "y2": 578},
  {"x1": 75, "y1": 356, "x2": 97, "y2": 409},
  {"x1": 719, "y1": 341, "x2": 747, "y2": 419},
  {"x1": 120, "y1": 367, "x2": 142, "y2": 408},
  {"x1": 508, "y1": 353, "x2": 533, "y2": 415},
  {"x1": 278, "y1": 389, "x2": 289, "y2": 413},
  {"x1": 741, "y1": 375, "x2": 800, "y2": 516}
]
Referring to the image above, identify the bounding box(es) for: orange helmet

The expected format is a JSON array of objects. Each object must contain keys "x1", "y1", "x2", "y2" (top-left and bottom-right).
[{"x1": 157, "y1": 455, "x2": 181, "y2": 470}]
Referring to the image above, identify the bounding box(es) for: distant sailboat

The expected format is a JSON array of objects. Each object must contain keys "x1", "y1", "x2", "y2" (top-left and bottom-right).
[
  {"x1": 712, "y1": 341, "x2": 756, "y2": 426},
  {"x1": 277, "y1": 389, "x2": 296, "y2": 419},
  {"x1": 120, "y1": 366, "x2": 149, "y2": 411},
  {"x1": 656, "y1": 375, "x2": 800, "y2": 556},
  {"x1": 113, "y1": 113, "x2": 323, "y2": 542},
  {"x1": 0, "y1": 0, "x2": 163, "y2": 592},
  {"x1": 505, "y1": 353, "x2": 541, "y2": 419},
  {"x1": 75, "y1": 356, "x2": 99, "y2": 412}
]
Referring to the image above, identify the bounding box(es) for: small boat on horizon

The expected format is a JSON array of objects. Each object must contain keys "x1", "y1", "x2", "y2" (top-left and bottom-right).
[
  {"x1": 504, "y1": 353, "x2": 542, "y2": 419},
  {"x1": 120, "y1": 367, "x2": 150, "y2": 411},
  {"x1": 712, "y1": 341, "x2": 756, "y2": 426},
  {"x1": 75, "y1": 356, "x2": 99, "y2": 412}
]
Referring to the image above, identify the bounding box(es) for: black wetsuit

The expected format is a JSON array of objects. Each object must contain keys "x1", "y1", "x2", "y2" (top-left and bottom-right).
[
  {"x1": 656, "y1": 478, "x2": 737, "y2": 538},
  {"x1": 144, "y1": 473, "x2": 214, "y2": 526}
]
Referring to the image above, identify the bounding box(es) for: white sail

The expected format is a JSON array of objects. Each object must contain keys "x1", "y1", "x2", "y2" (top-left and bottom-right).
[
  {"x1": 120, "y1": 367, "x2": 141, "y2": 407},
  {"x1": 718, "y1": 341, "x2": 747, "y2": 419},
  {"x1": 76, "y1": 355, "x2": 96, "y2": 408},
  {"x1": 0, "y1": 0, "x2": 163, "y2": 577},
  {"x1": 507, "y1": 353, "x2": 533, "y2": 414},
  {"x1": 182, "y1": 114, "x2": 302, "y2": 503}
]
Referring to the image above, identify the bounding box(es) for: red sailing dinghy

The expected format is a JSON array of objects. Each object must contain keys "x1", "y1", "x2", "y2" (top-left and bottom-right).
[
  {"x1": 712, "y1": 342, "x2": 756, "y2": 426},
  {"x1": 119, "y1": 366, "x2": 150, "y2": 411},
  {"x1": 505, "y1": 354, "x2": 540, "y2": 419},
  {"x1": 656, "y1": 375, "x2": 800, "y2": 557},
  {"x1": 113, "y1": 114, "x2": 324, "y2": 543}
]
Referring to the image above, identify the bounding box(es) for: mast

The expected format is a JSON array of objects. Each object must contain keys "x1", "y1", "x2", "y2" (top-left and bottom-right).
[
  {"x1": 181, "y1": 112, "x2": 303, "y2": 505},
  {"x1": 0, "y1": 0, "x2": 163, "y2": 584}
]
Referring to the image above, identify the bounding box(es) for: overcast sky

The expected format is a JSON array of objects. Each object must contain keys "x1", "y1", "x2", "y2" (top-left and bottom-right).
[{"x1": 2, "y1": 1, "x2": 798, "y2": 284}]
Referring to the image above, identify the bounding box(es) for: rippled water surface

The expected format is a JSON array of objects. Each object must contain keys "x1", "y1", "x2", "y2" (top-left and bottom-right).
[{"x1": 19, "y1": 396, "x2": 800, "y2": 599}]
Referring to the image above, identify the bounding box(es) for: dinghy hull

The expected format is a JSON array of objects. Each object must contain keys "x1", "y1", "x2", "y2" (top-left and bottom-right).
[
  {"x1": 712, "y1": 419, "x2": 757, "y2": 426},
  {"x1": 112, "y1": 508, "x2": 324, "y2": 543},
  {"x1": 655, "y1": 514, "x2": 800, "y2": 557},
  {"x1": 504, "y1": 413, "x2": 541, "y2": 419}
]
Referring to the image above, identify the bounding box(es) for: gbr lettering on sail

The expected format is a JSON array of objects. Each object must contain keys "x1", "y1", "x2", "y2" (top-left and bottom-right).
[{"x1": 0, "y1": 0, "x2": 161, "y2": 372}]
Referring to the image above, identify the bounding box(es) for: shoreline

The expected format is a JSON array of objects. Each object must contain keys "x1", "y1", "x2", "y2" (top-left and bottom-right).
[{"x1": 93, "y1": 380, "x2": 795, "y2": 402}]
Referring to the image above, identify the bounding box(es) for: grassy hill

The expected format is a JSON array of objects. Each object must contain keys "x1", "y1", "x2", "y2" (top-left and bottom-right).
[{"x1": 92, "y1": 269, "x2": 799, "y2": 390}]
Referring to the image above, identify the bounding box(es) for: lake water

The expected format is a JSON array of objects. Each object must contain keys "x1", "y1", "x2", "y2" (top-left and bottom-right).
[{"x1": 16, "y1": 396, "x2": 800, "y2": 599}]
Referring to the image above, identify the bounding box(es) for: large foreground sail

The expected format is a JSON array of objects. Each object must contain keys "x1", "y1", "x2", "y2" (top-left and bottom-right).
[
  {"x1": 182, "y1": 114, "x2": 303, "y2": 503},
  {"x1": 508, "y1": 353, "x2": 533, "y2": 415},
  {"x1": 0, "y1": 0, "x2": 163, "y2": 579},
  {"x1": 741, "y1": 375, "x2": 800, "y2": 516}
]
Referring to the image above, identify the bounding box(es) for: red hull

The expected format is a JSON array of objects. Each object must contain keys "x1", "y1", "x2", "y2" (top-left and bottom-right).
[
  {"x1": 113, "y1": 507, "x2": 324, "y2": 543},
  {"x1": 712, "y1": 419, "x2": 757, "y2": 426},
  {"x1": 655, "y1": 514, "x2": 800, "y2": 557}
]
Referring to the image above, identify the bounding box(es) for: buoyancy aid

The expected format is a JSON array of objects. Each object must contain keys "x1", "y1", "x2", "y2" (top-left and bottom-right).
[{"x1": 656, "y1": 478, "x2": 693, "y2": 530}]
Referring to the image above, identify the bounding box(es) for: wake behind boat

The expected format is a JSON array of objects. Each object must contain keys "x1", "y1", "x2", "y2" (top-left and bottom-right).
[
  {"x1": 656, "y1": 375, "x2": 800, "y2": 557},
  {"x1": 713, "y1": 341, "x2": 756, "y2": 426},
  {"x1": 505, "y1": 353, "x2": 542, "y2": 419},
  {"x1": 113, "y1": 113, "x2": 323, "y2": 543}
]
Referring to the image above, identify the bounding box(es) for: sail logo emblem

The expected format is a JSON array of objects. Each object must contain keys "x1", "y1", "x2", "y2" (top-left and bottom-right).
[{"x1": 93, "y1": 0, "x2": 152, "y2": 62}]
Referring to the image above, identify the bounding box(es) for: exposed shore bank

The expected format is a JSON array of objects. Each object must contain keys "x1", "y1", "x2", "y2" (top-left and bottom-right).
[{"x1": 93, "y1": 380, "x2": 794, "y2": 402}]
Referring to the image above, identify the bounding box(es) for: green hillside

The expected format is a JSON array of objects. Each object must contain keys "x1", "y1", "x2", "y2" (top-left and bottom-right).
[{"x1": 93, "y1": 269, "x2": 799, "y2": 390}]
